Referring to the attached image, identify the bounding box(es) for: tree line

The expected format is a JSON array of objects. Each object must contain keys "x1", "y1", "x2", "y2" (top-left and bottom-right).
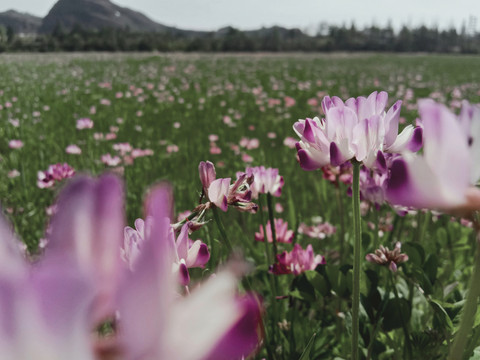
[{"x1": 0, "y1": 23, "x2": 479, "y2": 53}]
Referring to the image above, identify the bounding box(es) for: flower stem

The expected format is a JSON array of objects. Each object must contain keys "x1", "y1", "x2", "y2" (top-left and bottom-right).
[
  {"x1": 352, "y1": 160, "x2": 362, "y2": 360},
  {"x1": 211, "y1": 207, "x2": 233, "y2": 254},
  {"x1": 448, "y1": 229, "x2": 480, "y2": 360},
  {"x1": 266, "y1": 193, "x2": 278, "y2": 259}
]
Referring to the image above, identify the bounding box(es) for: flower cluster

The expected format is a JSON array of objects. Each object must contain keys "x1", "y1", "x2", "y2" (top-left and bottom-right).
[
  {"x1": 0, "y1": 175, "x2": 262, "y2": 360},
  {"x1": 366, "y1": 242, "x2": 409, "y2": 272},
  {"x1": 271, "y1": 244, "x2": 326, "y2": 275},
  {"x1": 255, "y1": 218, "x2": 294, "y2": 243},
  {"x1": 293, "y1": 91, "x2": 422, "y2": 170},
  {"x1": 37, "y1": 163, "x2": 75, "y2": 189},
  {"x1": 244, "y1": 166, "x2": 284, "y2": 198},
  {"x1": 198, "y1": 161, "x2": 258, "y2": 213}
]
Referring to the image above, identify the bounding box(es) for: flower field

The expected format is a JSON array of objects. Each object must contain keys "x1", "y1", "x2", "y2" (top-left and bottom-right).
[{"x1": 1, "y1": 52, "x2": 480, "y2": 359}]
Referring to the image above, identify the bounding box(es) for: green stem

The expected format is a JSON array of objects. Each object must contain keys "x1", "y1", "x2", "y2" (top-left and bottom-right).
[
  {"x1": 336, "y1": 186, "x2": 346, "y2": 263},
  {"x1": 448, "y1": 231, "x2": 480, "y2": 360},
  {"x1": 266, "y1": 193, "x2": 278, "y2": 259},
  {"x1": 373, "y1": 206, "x2": 379, "y2": 250},
  {"x1": 352, "y1": 161, "x2": 362, "y2": 360},
  {"x1": 211, "y1": 206, "x2": 233, "y2": 254},
  {"x1": 390, "y1": 273, "x2": 412, "y2": 359}
]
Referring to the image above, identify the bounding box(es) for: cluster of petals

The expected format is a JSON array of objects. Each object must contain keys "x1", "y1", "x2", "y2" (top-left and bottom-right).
[
  {"x1": 198, "y1": 161, "x2": 258, "y2": 213},
  {"x1": 293, "y1": 91, "x2": 422, "y2": 170},
  {"x1": 243, "y1": 166, "x2": 284, "y2": 199},
  {"x1": 123, "y1": 218, "x2": 210, "y2": 285},
  {"x1": 386, "y1": 100, "x2": 480, "y2": 212},
  {"x1": 365, "y1": 242, "x2": 409, "y2": 272},
  {"x1": 358, "y1": 166, "x2": 388, "y2": 208},
  {"x1": 76, "y1": 118, "x2": 94, "y2": 130},
  {"x1": 271, "y1": 244, "x2": 326, "y2": 275},
  {"x1": 297, "y1": 221, "x2": 336, "y2": 239},
  {"x1": 0, "y1": 174, "x2": 262, "y2": 360},
  {"x1": 255, "y1": 218, "x2": 294, "y2": 243},
  {"x1": 8, "y1": 139, "x2": 24, "y2": 149},
  {"x1": 37, "y1": 163, "x2": 75, "y2": 189},
  {"x1": 321, "y1": 163, "x2": 353, "y2": 187}
]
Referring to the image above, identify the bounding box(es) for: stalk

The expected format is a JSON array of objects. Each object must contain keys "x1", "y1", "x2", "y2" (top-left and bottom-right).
[
  {"x1": 266, "y1": 193, "x2": 278, "y2": 259},
  {"x1": 351, "y1": 161, "x2": 362, "y2": 360},
  {"x1": 448, "y1": 228, "x2": 480, "y2": 360},
  {"x1": 211, "y1": 206, "x2": 233, "y2": 254}
]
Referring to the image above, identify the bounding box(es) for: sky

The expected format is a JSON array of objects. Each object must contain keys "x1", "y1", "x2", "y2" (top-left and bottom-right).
[{"x1": 1, "y1": 0, "x2": 479, "y2": 33}]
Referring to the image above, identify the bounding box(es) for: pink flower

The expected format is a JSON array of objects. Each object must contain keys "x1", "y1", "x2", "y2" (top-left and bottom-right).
[
  {"x1": 386, "y1": 100, "x2": 480, "y2": 213},
  {"x1": 283, "y1": 137, "x2": 297, "y2": 149},
  {"x1": 8, "y1": 139, "x2": 24, "y2": 149},
  {"x1": 76, "y1": 118, "x2": 94, "y2": 130},
  {"x1": 8, "y1": 169, "x2": 20, "y2": 178},
  {"x1": 298, "y1": 221, "x2": 336, "y2": 239},
  {"x1": 101, "y1": 154, "x2": 122, "y2": 167},
  {"x1": 199, "y1": 162, "x2": 257, "y2": 213},
  {"x1": 167, "y1": 145, "x2": 179, "y2": 153},
  {"x1": 271, "y1": 244, "x2": 326, "y2": 275},
  {"x1": 255, "y1": 219, "x2": 294, "y2": 243},
  {"x1": 66, "y1": 144, "x2": 82, "y2": 154},
  {"x1": 239, "y1": 137, "x2": 259, "y2": 150},
  {"x1": 293, "y1": 91, "x2": 422, "y2": 170},
  {"x1": 122, "y1": 219, "x2": 210, "y2": 285},
  {"x1": 366, "y1": 242, "x2": 409, "y2": 272},
  {"x1": 244, "y1": 166, "x2": 284, "y2": 199},
  {"x1": 117, "y1": 185, "x2": 262, "y2": 360},
  {"x1": 284, "y1": 96, "x2": 296, "y2": 107},
  {"x1": 37, "y1": 163, "x2": 75, "y2": 189}
]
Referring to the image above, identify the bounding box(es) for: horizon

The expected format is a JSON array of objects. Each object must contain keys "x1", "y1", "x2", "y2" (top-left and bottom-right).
[{"x1": 0, "y1": 0, "x2": 478, "y2": 34}]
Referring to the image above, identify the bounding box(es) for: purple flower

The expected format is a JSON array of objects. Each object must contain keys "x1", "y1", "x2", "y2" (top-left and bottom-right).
[
  {"x1": 122, "y1": 218, "x2": 210, "y2": 285},
  {"x1": 271, "y1": 244, "x2": 326, "y2": 275},
  {"x1": 117, "y1": 184, "x2": 262, "y2": 360},
  {"x1": 199, "y1": 161, "x2": 258, "y2": 213},
  {"x1": 76, "y1": 118, "x2": 94, "y2": 130},
  {"x1": 37, "y1": 163, "x2": 75, "y2": 189},
  {"x1": 255, "y1": 218, "x2": 294, "y2": 243},
  {"x1": 293, "y1": 91, "x2": 422, "y2": 170},
  {"x1": 8, "y1": 139, "x2": 24, "y2": 149},
  {"x1": 244, "y1": 166, "x2": 284, "y2": 199},
  {"x1": 366, "y1": 242, "x2": 409, "y2": 272},
  {"x1": 386, "y1": 100, "x2": 480, "y2": 212}
]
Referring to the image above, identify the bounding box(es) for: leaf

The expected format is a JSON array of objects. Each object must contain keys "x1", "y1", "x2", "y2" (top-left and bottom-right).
[
  {"x1": 423, "y1": 254, "x2": 438, "y2": 285},
  {"x1": 430, "y1": 299, "x2": 454, "y2": 331},
  {"x1": 403, "y1": 242, "x2": 425, "y2": 267},
  {"x1": 298, "y1": 332, "x2": 317, "y2": 360},
  {"x1": 382, "y1": 298, "x2": 411, "y2": 332}
]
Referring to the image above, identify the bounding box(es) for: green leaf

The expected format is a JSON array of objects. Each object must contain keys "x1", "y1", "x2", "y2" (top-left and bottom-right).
[
  {"x1": 430, "y1": 299, "x2": 454, "y2": 331},
  {"x1": 403, "y1": 242, "x2": 425, "y2": 267},
  {"x1": 298, "y1": 332, "x2": 317, "y2": 360},
  {"x1": 382, "y1": 298, "x2": 411, "y2": 332},
  {"x1": 423, "y1": 254, "x2": 438, "y2": 285}
]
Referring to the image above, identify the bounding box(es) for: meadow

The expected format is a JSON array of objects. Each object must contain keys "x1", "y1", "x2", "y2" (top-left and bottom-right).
[{"x1": 1, "y1": 52, "x2": 480, "y2": 359}]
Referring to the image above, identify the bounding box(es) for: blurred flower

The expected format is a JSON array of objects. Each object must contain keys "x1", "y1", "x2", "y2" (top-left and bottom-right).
[
  {"x1": 8, "y1": 169, "x2": 20, "y2": 178},
  {"x1": 297, "y1": 221, "x2": 336, "y2": 239},
  {"x1": 386, "y1": 100, "x2": 480, "y2": 213},
  {"x1": 76, "y1": 118, "x2": 94, "y2": 130},
  {"x1": 66, "y1": 144, "x2": 82, "y2": 155},
  {"x1": 37, "y1": 163, "x2": 75, "y2": 189},
  {"x1": 271, "y1": 244, "x2": 326, "y2": 275},
  {"x1": 255, "y1": 219, "x2": 293, "y2": 243},
  {"x1": 8, "y1": 139, "x2": 24, "y2": 149},
  {"x1": 366, "y1": 242, "x2": 408, "y2": 272},
  {"x1": 122, "y1": 219, "x2": 210, "y2": 285},
  {"x1": 293, "y1": 91, "x2": 422, "y2": 170},
  {"x1": 101, "y1": 154, "x2": 122, "y2": 167},
  {"x1": 117, "y1": 185, "x2": 262, "y2": 360}
]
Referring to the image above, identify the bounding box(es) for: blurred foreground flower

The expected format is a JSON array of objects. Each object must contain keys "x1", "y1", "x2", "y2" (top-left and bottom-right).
[
  {"x1": 123, "y1": 218, "x2": 210, "y2": 285},
  {"x1": 386, "y1": 100, "x2": 480, "y2": 213},
  {"x1": 366, "y1": 242, "x2": 408, "y2": 272},
  {"x1": 0, "y1": 175, "x2": 262, "y2": 360}
]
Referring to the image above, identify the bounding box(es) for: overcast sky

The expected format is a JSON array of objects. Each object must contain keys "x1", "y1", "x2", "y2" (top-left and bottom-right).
[{"x1": 1, "y1": 0, "x2": 479, "y2": 33}]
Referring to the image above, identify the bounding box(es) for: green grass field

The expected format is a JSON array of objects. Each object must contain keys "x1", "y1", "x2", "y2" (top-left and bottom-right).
[{"x1": 1, "y1": 52, "x2": 480, "y2": 359}]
